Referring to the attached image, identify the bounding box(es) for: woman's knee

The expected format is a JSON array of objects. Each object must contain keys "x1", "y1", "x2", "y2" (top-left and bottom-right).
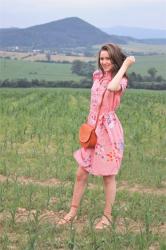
[
  {"x1": 76, "y1": 166, "x2": 89, "y2": 182},
  {"x1": 103, "y1": 175, "x2": 116, "y2": 185}
]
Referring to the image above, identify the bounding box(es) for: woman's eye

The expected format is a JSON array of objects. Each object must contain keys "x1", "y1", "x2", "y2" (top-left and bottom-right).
[
  {"x1": 100, "y1": 58, "x2": 110, "y2": 61},
  {"x1": 100, "y1": 57, "x2": 111, "y2": 61}
]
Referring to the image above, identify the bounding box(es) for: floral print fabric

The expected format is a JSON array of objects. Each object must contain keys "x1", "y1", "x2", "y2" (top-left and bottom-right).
[{"x1": 74, "y1": 70, "x2": 128, "y2": 176}]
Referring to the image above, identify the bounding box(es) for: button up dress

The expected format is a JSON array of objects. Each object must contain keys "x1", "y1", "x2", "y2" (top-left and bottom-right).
[{"x1": 74, "y1": 70, "x2": 128, "y2": 176}]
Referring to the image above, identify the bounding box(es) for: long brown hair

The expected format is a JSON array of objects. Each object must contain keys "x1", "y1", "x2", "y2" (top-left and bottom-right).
[{"x1": 98, "y1": 43, "x2": 128, "y2": 78}]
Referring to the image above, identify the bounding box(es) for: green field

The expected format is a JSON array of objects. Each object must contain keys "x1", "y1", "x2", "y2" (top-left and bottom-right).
[
  {"x1": 128, "y1": 55, "x2": 166, "y2": 78},
  {"x1": 0, "y1": 88, "x2": 165, "y2": 249},
  {"x1": 0, "y1": 53, "x2": 166, "y2": 83},
  {"x1": 122, "y1": 42, "x2": 166, "y2": 55},
  {"x1": 0, "y1": 59, "x2": 83, "y2": 81}
]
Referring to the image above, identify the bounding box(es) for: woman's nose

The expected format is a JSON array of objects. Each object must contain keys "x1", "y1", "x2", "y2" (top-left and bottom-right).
[{"x1": 102, "y1": 60, "x2": 107, "y2": 64}]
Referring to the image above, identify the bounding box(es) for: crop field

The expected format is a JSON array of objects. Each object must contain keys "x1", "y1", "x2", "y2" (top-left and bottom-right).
[
  {"x1": 121, "y1": 43, "x2": 166, "y2": 55},
  {"x1": 0, "y1": 59, "x2": 83, "y2": 82},
  {"x1": 0, "y1": 88, "x2": 165, "y2": 249},
  {"x1": 128, "y1": 55, "x2": 166, "y2": 78},
  {"x1": 0, "y1": 51, "x2": 95, "y2": 63},
  {"x1": 0, "y1": 52, "x2": 166, "y2": 82}
]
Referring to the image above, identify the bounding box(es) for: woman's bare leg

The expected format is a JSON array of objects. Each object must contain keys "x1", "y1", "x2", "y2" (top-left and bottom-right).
[
  {"x1": 95, "y1": 175, "x2": 116, "y2": 229},
  {"x1": 103, "y1": 175, "x2": 116, "y2": 217},
  {"x1": 58, "y1": 166, "x2": 89, "y2": 224}
]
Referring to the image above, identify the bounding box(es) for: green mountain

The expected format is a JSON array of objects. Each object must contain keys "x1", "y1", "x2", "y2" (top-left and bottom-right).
[
  {"x1": 0, "y1": 17, "x2": 165, "y2": 50},
  {"x1": 0, "y1": 17, "x2": 132, "y2": 49}
]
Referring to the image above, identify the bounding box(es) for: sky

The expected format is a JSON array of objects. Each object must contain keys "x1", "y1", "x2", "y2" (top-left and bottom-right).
[{"x1": 0, "y1": 0, "x2": 166, "y2": 30}]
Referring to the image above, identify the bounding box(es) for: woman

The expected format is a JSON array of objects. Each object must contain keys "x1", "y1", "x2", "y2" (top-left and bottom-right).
[{"x1": 58, "y1": 43, "x2": 135, "y2": 229}]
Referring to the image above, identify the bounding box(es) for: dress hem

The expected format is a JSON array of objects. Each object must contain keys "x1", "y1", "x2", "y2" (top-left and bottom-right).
[
  {"x1": 77, "y1": 164, "x2": 119, "y2": 176},
  {"x1": 74, "y1": 149, "x2": 121, "y2": 176}
]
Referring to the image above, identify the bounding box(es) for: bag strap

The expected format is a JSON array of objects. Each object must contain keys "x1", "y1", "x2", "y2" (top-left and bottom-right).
[{"x1": 94, "y1": 87, "x2": 107, "y2": 129}]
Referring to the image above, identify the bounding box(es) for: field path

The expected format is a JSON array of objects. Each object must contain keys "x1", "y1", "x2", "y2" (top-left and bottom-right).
[
  {"x1": 0, "y1": 174, "x2": 60, "y2": 187},
  {"x1": 0, "y1": 174, "x2": 165, "y2": 196}
]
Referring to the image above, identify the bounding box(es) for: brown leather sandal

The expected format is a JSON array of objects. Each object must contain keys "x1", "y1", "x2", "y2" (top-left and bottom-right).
[
  {"x1": 57, "y1": 205, "x2": 78, "y2": 225},
  {"x1": 95, "y1": 215, "x2": 112, "y2": 230}
]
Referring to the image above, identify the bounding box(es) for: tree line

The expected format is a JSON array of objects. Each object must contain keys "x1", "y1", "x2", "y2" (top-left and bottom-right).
[
  {"x1": 71, "y1": 60, "x2": 166, "y2": 90},
  {"x1": 0, "y1": 60, "x2": 166, "y2": 90}
]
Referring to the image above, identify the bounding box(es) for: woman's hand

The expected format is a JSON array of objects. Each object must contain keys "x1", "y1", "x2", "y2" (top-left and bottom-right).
[
  {"x1": 123, "y1": 56, "x2": 135, "y2": 69},
  {"x1": 107, "y1": 56, "x2": 135, "y2": 91}
]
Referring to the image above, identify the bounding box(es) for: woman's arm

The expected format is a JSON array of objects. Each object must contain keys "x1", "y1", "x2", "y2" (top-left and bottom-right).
[{"x1": 107, "y1": 56, "x2": 135, "y2": 91}]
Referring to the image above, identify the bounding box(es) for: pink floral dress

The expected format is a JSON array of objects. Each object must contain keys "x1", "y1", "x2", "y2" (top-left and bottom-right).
[{"x1": 74, "y1": 70, "x2": 128, "y2": 176}]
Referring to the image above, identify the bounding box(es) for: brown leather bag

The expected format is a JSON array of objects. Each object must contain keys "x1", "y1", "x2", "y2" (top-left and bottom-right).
[
  {"x1": 79, "y1": 88, "x2": 107, "y2": 148},
  {"x1": 79, "y1": 123, "x2": 97, "y2": 148}
]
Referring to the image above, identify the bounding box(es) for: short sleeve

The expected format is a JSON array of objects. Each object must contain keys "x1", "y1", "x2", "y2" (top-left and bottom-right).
[
  {"x1": 93, "y1": 70, "x2": 103, "y2": 81},
  {"x1": 120, "y1": 77, "x2": 128, "y2": 94}
]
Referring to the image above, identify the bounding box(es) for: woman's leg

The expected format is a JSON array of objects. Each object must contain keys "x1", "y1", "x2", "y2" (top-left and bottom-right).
[
  {"x1": 95, "y1": 175, "x2": 116, "y2": 229},
  {"x1": 58, "y1": 166, "x2": 89, "y2": 224},
  {"x1": 103, "y1": 175, "x2": 116, "y2": 217}
]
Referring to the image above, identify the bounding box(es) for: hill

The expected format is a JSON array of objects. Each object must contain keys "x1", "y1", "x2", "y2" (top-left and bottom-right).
[
  {"x1": 0, "y1": 17, "x2": 128, "y2": 50},
  {"x1": 0, "y1": 17, "x2": 166, "y2": 50}
]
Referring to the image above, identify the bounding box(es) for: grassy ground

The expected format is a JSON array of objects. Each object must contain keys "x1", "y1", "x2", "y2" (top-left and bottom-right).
[
  {"x1": 0, "y1": 52, "x2": 166, "y2": 82},
  {"x1": 0, "y1": 50, "x2": 95, "y2": 62},
  {"x1": 0, "y1": 59, "x2": 83, "y2": 81},
  {"x1": 121, "y1": 42, "x2": 166, "y2": 55},
  {"x1": 128, "y1": 55, "x2": 166, "y2": 78},
  {"x1": 0, "y1": 88, "x2": 165, "y2": 249}
]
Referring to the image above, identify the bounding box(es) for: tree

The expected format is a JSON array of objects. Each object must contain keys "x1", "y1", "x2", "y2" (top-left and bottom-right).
[
  {"x1": 156, "y1": 75, "x2": 164, "y2": 82},
  {"x1": 46, "y1": 53, "x2": 51, "y2": 62},
  {"x1": 71, "y1": 60, "x2": 84, "y2": 75},
  {"x1": 147, "y1": 67, "x2": 157, "y2": 80},
  {"x1": 71, "y1": 60, "x2": 95, "y2": 77}
]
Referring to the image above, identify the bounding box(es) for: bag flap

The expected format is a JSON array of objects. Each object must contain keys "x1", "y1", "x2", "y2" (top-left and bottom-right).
[{"x1": 79, "y1": 124, "x2": 94, "y2": 143}]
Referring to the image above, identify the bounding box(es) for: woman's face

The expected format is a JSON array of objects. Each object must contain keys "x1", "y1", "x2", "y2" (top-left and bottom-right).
[{"x1": 99, "y1": 50, "x2": 113, "y2": 72}]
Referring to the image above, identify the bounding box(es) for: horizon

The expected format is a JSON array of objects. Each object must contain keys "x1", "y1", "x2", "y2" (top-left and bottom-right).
[{"x1": 0, "y1": 17, "x2": 166, "y2": 31}]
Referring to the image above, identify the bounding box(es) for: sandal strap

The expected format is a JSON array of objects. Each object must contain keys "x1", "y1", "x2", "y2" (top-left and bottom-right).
[
  {"x1": 103, "y1": 214, "x2": 112, "y2": 222},
  {"x1": 95, "y1": 215, "x2": 112, "y2": 229},
  {"x1": 71, "y1": 204, "x2": 78, "y2": 209},
  {"x1": 58, "y1": 214, "x2": 77, "y2": 225}
]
